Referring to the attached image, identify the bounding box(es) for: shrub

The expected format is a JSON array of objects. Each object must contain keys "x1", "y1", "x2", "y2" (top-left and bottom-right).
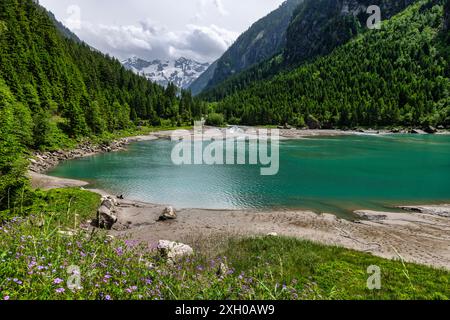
[{"x1": 205, "y1": 113, "x2": 225, "y2": 126}]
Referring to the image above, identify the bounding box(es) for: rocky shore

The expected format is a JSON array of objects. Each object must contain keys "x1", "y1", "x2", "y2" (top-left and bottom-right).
[
  {"x1": 105, "y1": 197, "x2": 450, "y2": 270},
  {"x1": 28, "y1": 127, "x2": 450, "y2": 175},
  {"x1": 27, "y1": 128, "x2": 450, "y2": 270},
  {"x1": 29, "y1": 135, "x2": 158, "y2": 174}
]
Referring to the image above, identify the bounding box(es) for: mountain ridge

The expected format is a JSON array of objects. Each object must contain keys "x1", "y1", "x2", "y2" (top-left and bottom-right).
[
  {"x1": 213, "y1": 0, "x2": 449, "y2": 128},
  {"x1": 123, "y1": 56, "x2": 210, "y2": 90},
  {"x1": 200, "y1": 0, "x2": 421, "y2": 100},
  {"x1": 189, "y1": 0, "x2": 303, "y2": 95}
]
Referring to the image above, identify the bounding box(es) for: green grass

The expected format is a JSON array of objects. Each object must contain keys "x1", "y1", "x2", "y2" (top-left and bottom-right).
[
  {"x1": 223, "y1": 237, "x2": 450, "y2": 300},
  {"x1": 0, "y1": 188, "x2": 100, "y2": 222},
  {"x1": 0, "y1": 188, "x2": 448, "y2": 300},
  {"x1": 39, "y1": 125, "x2": 193, "y2": 152}
]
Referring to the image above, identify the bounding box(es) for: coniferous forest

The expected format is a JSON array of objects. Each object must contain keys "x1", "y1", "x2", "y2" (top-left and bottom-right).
[
  {"x1": 0, "y1": 0, "x2": 207, "y2": 210},
  {"x1": 203, "y1": 0, "x2": 450, "y2": 128},
  {"x1": 1, "y1": 0, "x2": 450, "y2": 303}
]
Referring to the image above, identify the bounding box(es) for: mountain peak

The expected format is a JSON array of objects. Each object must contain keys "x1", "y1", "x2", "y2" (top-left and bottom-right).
[{"x1": 123, "y1": 56, "x2": 210, "y2": 89}]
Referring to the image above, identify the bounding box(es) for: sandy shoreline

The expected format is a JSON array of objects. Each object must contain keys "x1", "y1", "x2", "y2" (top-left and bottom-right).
[
  {"x1": 30, "y1": 170, "x2": 450, "y2": 270},
  {"x1": 28, "y1": 128, "x2": 450, "y2": 270}
]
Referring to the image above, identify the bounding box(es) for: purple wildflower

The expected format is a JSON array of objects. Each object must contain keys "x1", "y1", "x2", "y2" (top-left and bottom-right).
[
  {"x1": 4, "y1": 296, "x2": 10, "y2": 300},
  {"x1": 55, "y1": 288, "x2": 65, "y2": 294},
  {"x1": 53, "y1": 278, "x2": 64, "y2": 285}
]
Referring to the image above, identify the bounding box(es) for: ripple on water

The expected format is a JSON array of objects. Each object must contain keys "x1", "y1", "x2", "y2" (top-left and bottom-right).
[{"x1": 48, "y1": 135, "x2": 450, "y2": 218}]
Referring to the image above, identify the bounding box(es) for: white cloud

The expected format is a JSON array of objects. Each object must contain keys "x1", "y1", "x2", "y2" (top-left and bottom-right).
[
  {"x1": 70, "y1": 17, "x2": 238, "y2": 62},
  {"x1": 194, "y1": 0, "x2": 228, "y2": 22},
  {"x1": 214, "y1": 0, "x2": 229, "y2": 16},
  {"x1": 171, "y1": 24, "x2": 237, "y2": 60}
]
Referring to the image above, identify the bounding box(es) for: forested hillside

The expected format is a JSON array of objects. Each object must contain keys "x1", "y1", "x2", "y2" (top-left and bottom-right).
[
  {"x1": 213, "y1": 0, "x2": 450, "y2": 128},
  {"x1": 190, "y1": 0, "x2": 303, "y2": 95},
  {"x1": 200, "y1": 0, "x2": 419, "y2": 100},
  {"x1": 445, "y1": 0, "x2": 450, "y2": 32},
  {"x1": 285, "y1": 0, "x2": 416, "y2": 66},
  {"x1": 0, "y1": 0, "x2": 203, "y2": 210}
]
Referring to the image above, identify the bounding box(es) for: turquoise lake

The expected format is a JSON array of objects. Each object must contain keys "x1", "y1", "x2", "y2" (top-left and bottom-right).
[{"x1": 48, "y1": 134, "x2": 450, "y2": 218}]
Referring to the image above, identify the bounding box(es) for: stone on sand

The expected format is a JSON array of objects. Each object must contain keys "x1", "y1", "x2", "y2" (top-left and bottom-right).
[{"x1": 159, "y1": 206, "x2": 177, "y2": 221}]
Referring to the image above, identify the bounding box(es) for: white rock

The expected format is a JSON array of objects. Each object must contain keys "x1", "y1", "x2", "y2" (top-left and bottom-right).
[
  {"x1": 101, "y1": 199, "x2": 114, "y2": 209},
  {"x1": 159, "y1": 206, "x2": 177, "y2": 220},
  {"x1": 97, "y1": 205, "x2": 117, "y2": 229},
  {"x1": 157, "y1": 240, "x2": 193, "y2": 261}
]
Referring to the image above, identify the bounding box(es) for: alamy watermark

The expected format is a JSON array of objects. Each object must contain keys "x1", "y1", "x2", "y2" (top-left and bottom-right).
[
  {"x1": 367, "y1": 265, "x2": 382, "y2": 290},
  {"x1": 367, "y1": 5, "x2": 382, "y2": 30},
  {"x1": 170, "y1": 122, "x2": 280, "y2": 176},
  {"x1": 67, "y1": 265, "x2": 83, "y2": 291}
]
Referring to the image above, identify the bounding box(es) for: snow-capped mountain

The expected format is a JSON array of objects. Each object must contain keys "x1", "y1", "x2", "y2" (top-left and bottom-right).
[{"x1": 122, "y1": 56, "x2": 210, "y2": 89}]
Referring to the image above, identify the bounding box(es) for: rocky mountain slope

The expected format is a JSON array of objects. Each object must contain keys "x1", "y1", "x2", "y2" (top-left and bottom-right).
[
  {"x1": 189, "y1": 0, "x2": 303, "y2": 95},
  {"x1": 123, "y1": 56, "x2": 210, "y2": 89},
  {"x1": 200, "y1": 0, "x2": 421, "y2": 100},
  {"x1": 285, "y1": 0, "x2": 416, "y2": 65},
  {"x1": 212, "y1": 0, "x2": 449, "y2": 128}
]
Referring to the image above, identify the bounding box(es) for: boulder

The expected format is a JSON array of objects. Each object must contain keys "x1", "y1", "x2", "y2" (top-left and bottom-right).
[
  {"x1": 101, "y1": 195, "x2": 118, "y2": 206},
  {"x1": 97, "y1": 205, "x2": 117, "y2": 230},
  {"x1": 159, "y1": 206, "x2": 177, "y2": 221},
  {"x1": 410, "y1": 129, "x2": 426, "y2": 134},
  {"x1": 306, "y1": 115, "x2": 321, "y2": 130},
  {"x1": 157, "y1": 240, "x2": 193, "y2": 262},
  {"x1": 423, "y1": 125, "x2": 437, "y2": 134},
  {"x1": 101, "y1": 199, "x2": 114, "y2": 209}
]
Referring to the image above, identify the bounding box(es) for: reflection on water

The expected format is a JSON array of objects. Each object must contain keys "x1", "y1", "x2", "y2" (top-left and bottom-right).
[{"x1": 48, "y1": 134, "x2": 450, "y2": 219}]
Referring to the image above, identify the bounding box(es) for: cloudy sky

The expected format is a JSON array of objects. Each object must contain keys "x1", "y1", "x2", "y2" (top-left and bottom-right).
[{"x1": 40, "y1": 0, "x2": 285, "y2": 63}]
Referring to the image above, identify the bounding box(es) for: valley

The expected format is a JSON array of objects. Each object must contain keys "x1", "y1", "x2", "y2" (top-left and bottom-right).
[{"x1": 1, "y1": 0, "x2": 449, "y2": 302}]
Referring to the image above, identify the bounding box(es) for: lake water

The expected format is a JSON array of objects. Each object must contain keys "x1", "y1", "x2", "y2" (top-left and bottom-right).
[{"x1": 48, "y1": 134, "x2": 450, "y2": 218}]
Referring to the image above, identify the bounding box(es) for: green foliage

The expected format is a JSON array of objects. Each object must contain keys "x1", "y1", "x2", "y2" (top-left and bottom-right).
[
  {"x1": 0, "y1": 0, "x2": 201, "y2": 144},
  {"x1": 445, "y1": 0, "x2": 450, "y2": 41},
  {"x1": 0, "y1": 0, "x2": 204, "y2": 208},
  {"x1": 212, "y1": 0, "x2": 450, "y2": 128},
  {"x1": 223, "y1": 237, "x2": 450, "y2": 300},
  {"x1": 0, "y1": 80, "x2": 30, "y2": 210},
  {"x1": 205, "y1": 113, "x2": 225, "y2": 126},
  {"x1": 200, "y1": 0, "x2": 418, "y2": 98},
  {"x1": 1, "y1": 200, "x2": 448, "y2": 300},
  {"x1": 0, "y1": 20, "x2": 7, "y2": 34},
  {"x1": 285, "y1": 0, "x2": 417, "y2": 66}
]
